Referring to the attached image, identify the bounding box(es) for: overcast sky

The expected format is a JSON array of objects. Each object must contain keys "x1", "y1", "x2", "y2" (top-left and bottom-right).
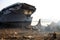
[{"x1": 0, "y1": 0, "x2": 60, "y2": 26}]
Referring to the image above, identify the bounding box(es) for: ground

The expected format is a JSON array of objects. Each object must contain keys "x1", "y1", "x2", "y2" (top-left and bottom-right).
[{"x1": 0, "y1": 28, "x2": 60, "y2": 40}]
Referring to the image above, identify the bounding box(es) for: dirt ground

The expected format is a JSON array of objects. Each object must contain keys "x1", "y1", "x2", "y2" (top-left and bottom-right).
[{"x1": 0, "y1": 29, "x2": 60, "y2": 40}]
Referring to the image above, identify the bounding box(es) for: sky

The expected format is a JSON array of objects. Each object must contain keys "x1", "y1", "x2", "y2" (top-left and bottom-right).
[{"x1": 0, "y1": 0, "x2": 60, "y2": 26}]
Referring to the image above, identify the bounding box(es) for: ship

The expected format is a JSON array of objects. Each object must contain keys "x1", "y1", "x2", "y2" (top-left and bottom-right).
[{"x1": 0, "y1": 3, "x2": 36, "y2": 29}]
